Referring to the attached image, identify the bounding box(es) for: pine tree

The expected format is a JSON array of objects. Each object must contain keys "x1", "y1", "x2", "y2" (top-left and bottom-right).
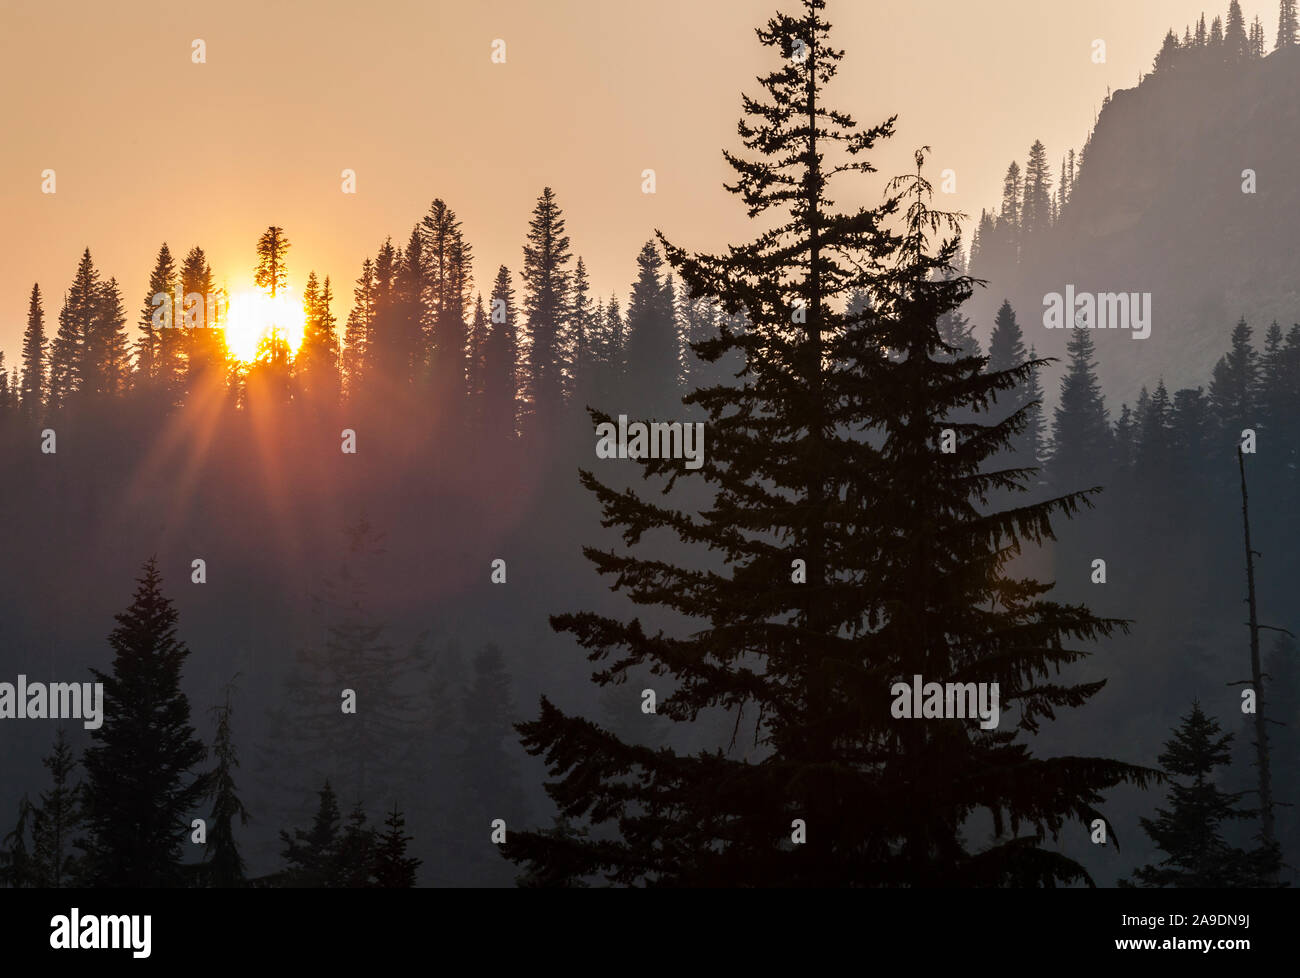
[
  {"x1": 1154, "y1": 29, "x2": 1182, "y2": 72},
  {"x1": 254, "y1": 227, "x2": 290, "y2": 298},
  {"x1": 298, "y1": 271, "x2": 340, "y2": 403},
  {"x1": 1049, "y1": 328, "x2": 1111, "y2": 493},
  {"x1": 421, "y1": 199, "x2": 473, "y2": 410},
  {"x1": 136, "y1": 243, "x2": 177, "y2": 393},
  {"x1": 31, "y1": 729, "x2": 84, "y2": 887},
  {"x1": 342, "y1": 257, "x2": 376, "y2": 400},
  {"x1": 372, "y1": 806, "x2": 421, "y2": 887},
  {"x1": 987, "y1": 300, "x2": 1026, "y2": 375},
  {"x1": 1210, "y1": 15, "x2": 1225, "y2": 48},
  {"x1": 1168, "y1": 386, "x2": 1211, "y2": 485},
  {"x1": 597, "y1": 293, "x2": 626, "y2": 401},
  {"x1": 999, "y1": 161, "x2": 1021, "y2": 229},
  {"x1": 279, "y1": 780, "x2": 341, "y2": 887},
  {"x1": 1125, "y1": 702, "x2": 1278, "y2": 887},
  {"x1": 986, "y1": 301, "x2": 1039, "y2": 462},
  {"x1": 92, "y1": 277, "x2": 130, "y2": 398},
  {"x1": 506, "y1": 1, "x2": 1154, "y2": 886},
  {"x1": 395, "y1": 226, "x2": 429, "y2": 387},
  {"x1": 483, "y1": 266, "x2": 520, "y2": 444},
  {"x1": 1135, "y1": 378, "x2": 1173, "y2": 483},
  {"x1": 467, "y1": 293, "x2": 489, "y2": 417},
  {"x1": 333, "y1": 802, "x2": 377, "y2": 887},
  {"x1": 521, "y1": 187, "x2": 572, "y2": 430},
  {"x1": 622, "y1": 240, "x2": 680, "y2": 416},
  {"x1": 180, "y1": 246, "x2": 225, "y2": 389},
  {"x1": 1258, "y1": 321, "x2": 1298, "y2": 473},
  {"x1": 203, "y1": 683, "x2": 250, "y2": 887},
  {"x1": 1021, "y1": 140, "x2": 1053, "y2": 238},
  {"x1": 1226, "y1": 1, "x2": 1249, "y2": 59},
  {"x1": 1280, "y1": 0, "x2": 1299, "y2": 48},
  {"x1": 1022, "y1": 344, "x2": 1048, "y2": 474},
  {"x1": 79, "y1": 559, "x2": 211, "y2": 886},
  {"x1": 48, "y1": 248, "x2": 100, "y2": 410},
  {"x1": 20, "y1": 283, "x2": 46, "y2": 419},
  {"x1": 567, "y1": 257, "x2": 597, "y2": 406},
  {"x1": 1209, "y1": 319, "x2": 1259, "y2": 443},
  {"x1": 367, "y1": 239, "x2": 402, "y2": 386},
  {"x1": 1251, "y1": 15, "x2": 1266, "y2": 56}
]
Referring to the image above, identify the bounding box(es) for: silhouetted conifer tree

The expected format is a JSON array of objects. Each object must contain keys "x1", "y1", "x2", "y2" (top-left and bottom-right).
[
  {"x1": 203, "y1": 683, "x2": 249, "y2": 888},
  {"x1": 1050, "y1": 328, "x2": 1111, "y2": 493},
  {"x1": 521, "y1": 187, "x2": 572, "y2": 430},
  {"x1": 422, "y1": 199, "x2": 473, "y2": 413},
  {"x1": 32, "y1": 730, "x2": 83, "y2": 888},
  {"x1": 278, "y1": 780, "x2": 340, "y2": 887},
  {"x1": 1021, "y1": 139, "x2": 1053, "y2": 238},
  {"x1": 506, "y1": 0, "x2": 1154, "y2": 887},
  {"x1": 254, "y1": 227, "x2": 290, "y2": 298},
  {"x1": 79, "y1": 558, "x2": 210, "y2": 886},
  {"x1": 343, "y1": 257, "x2": 376, "y2": 400},
  {"x1": 483, "y1": 266, "x2": 521, "y2": 444},
  {"x1": 623, "y1": 240, "x2": 680, "y2": 416},
  {"x1": 1209, "y1": 319, "x2": 1259, "y2": 444},
  {"x1": 372, "y1": 806, "x2": 420, "y2": 887},
  {"x1": 567, "y1": 257, "x2": 597, "y2": 406},
  {"x1": 136, "y1": 244, "x2": 176, "y2": 393},
  {"x1": 20, "y1": 283, "x2": 46, "y2": 419},
  {"x1": 1125, "y1": 702, "x2": 1279, "y2": 887},
  {"x1": 49, "y1": 248, "x2": 101, "y2": 410}
]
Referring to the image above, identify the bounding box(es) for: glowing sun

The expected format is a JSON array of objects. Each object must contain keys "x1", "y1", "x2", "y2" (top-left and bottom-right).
[{"x1": 223, "y1": 289, "x2": 306, "y2": 363}]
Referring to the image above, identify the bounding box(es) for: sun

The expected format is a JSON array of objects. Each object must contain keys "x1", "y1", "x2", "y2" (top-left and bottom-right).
[{"x1": 223, "y1": 289, "x2": 306, "y2": 363}]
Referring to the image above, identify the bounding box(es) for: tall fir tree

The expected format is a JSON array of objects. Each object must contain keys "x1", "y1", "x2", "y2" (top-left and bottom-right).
[
  {"x1": 31, "y1": 730, "x2": 84, "y2": 887},
  {"x1": 1049, "y1": 328, "x2": 1112, "y2": 493},
  {"x1": 506, "y1": 0, "x2": 1154, "y2": 887},
  {"x1": 92, "y1": 277, "x2": 130, "y2": 399},
  {"x1": 467, "y1": 292, "x2": 490, "y2": 418},
  {"x1": 136, "y1": 243, "x2": 177, "y2": 393},
  {"x1": 521, "y1": 187, "x2": 572, "y2": 431},
  {"x1": 79, "y1": 559, "x2": 211, "y2": 887},
  {"x1": 48, "y1": 248, "x2": 101, "y2": 410},
  {"x1": 298, "y1": 271, "x2": 340, "y2": 403},
  {"x1": 1021, "y1": 139, "x2": 1053, "y2": 238},
  {"x1": 1226, "y1": 1, "x2": 1249, "y2": 59},
  {"x1": 622, "y1": 240, "x2": 681, "y2": 416},
  {"x1": 1124, "y1": 702, "x2": 1279, "y2": 887},
  {"x1": 278, "y1": 780, "x2": 341, "y2": 887},
  {"x1": 342, "y1": 257, "x2": 376, "y2": 400},
  {"x1": 567, "y1": 256, "x2": 597, "y2": 406},
  {"x1": 180, "y1": 246, "x2": 225, "y2": 390},
  {"x1": 20, "y1": 283, "x2": 46, "y2": 419},
  {"x1": 372, "y1": 806, "x2": 421, "y2": 887},
  {"x1": 203, "y1": 683, "x2": 250, "y2": 888},
  {"x1": 483, "y1": 266, "x2": 521, "y2": 444},
  {"x1": 421, "y1": 199, "x2": 473, "y2": 413},
  {"x1": 254, "y1": 227, "x2": 290, "y2": 298},
  {"x1": 1208, "y1": 318, "x2": 1259, "y2": 444}
]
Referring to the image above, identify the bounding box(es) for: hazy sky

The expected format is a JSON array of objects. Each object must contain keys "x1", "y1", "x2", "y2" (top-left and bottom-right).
[{"x1": 0, "y1": 0, "x2": 1276, "y2": 360}]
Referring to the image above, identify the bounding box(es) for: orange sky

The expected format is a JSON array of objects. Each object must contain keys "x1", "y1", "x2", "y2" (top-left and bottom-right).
[{"x1": 0, "y1": 0, "x2": 1275, "y2": 360}]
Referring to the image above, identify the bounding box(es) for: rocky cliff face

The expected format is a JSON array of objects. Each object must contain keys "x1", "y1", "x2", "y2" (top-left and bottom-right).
[{"x1": 970, "y1": 46, "x2": 1300, "y2": 413}]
